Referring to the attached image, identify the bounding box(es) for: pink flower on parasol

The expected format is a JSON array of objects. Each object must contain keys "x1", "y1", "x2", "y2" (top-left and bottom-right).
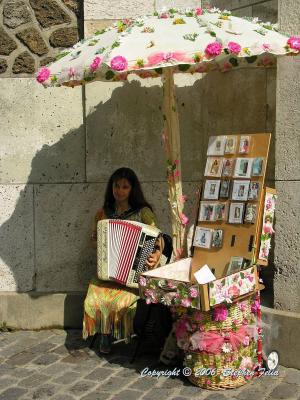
[
  {"x1": 90, "y1": 56, "x2": 102, "y2": 71},
  {"x1": 195, "y1": 8, "x2": 203, "y2": 16},
  {"x1": 111, "y1": 56, "x2": 128, "y2": 71},
  {"x1": 205, "y1": 42, "x2": 223, "y2": 57},
  {"x1": 36, "y1": 67, "x2": 50, "y2": 83},
  {"x1": 287, "y1": 36, "x2": 300, "y2": 50},
  {"x1": 147, "y1": 51, "x2": 186, "y2": 66},
  {"x1": 262, "y1": 43, "x2": 271, "y2": 52},
  {"x1": 227, "y1": 41, "x2": 241, "y2": 55}
]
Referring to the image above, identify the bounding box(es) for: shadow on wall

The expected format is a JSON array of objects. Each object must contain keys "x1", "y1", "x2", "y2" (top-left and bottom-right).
[{"x1": 0, "y1": 69, "x2": 276, "y2": 318}]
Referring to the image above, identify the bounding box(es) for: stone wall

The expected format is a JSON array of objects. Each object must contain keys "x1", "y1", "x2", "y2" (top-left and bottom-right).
[{"x1": 0, "y1": 0, "x2": 83, "y2": 76}]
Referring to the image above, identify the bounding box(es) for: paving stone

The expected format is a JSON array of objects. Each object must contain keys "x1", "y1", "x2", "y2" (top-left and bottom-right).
[
  {"x1": 83, "y1": 367, "x2": 115, "y2": 381},
  {"x1": 284, "y1": 368, "x2": 300, "y2": 385},
  {"x1": 0, "y1": 387, "x2": 28, "y2": 400},
  {"x1": 68, "y1": 380, "x2": 94, "y2": 396},
  {"x1": 0, "y1": 363, "x2": 16, "y2": 376},
  {"x1": 269, "y1": 382, "x2": 300, "y2": 399},
  {"x1": 32, "y1": 353, "x2": 61, "y2": 366},
  {"x1": 30, "y1": 342, "x2": 58, "y2": 354},
  {"x1": 80, "y1": 392, "x2": 112, "y2": 400},
  {"x1": 43, "y1": 362, "x2": 72, "y2": 376},
  {"x1": 52, "y1": 370, "x2": 82, "y2": 384},
  {"x1": 30, "y1": 383, "x2": 60, "y2": 399},
  {"x1": 0, "y1": 376, "x2": 14, "y2": 389},
  {"x1": 6, "y1": 351, "x2": 38, "y2": 366},
  {"x1": 0, "y1": 343, "x2": 29, "y2": 357},
  {"x1": 99, "y1": 377, "x2": 130, "y2": 392},
  {"x1": 178, "y1": 384, "x2": 205, "y2": 397},
  {"x1": 7, "y1": 367, "x2": 34, "y2": 378},
  {"x1": 51, "y1": 395, "x2": 75, "y2": 400},
  {"x1": 142, "y1": 387, "x2": 176, "y2": 400},
  {"x1": 129, "y1": 377, "x2": 159, "y2": 391},
  {"x1": 205, "y1": 393, "x2": 227, "y2": 400},
  {"x1": 18, "y1": 373, "x2": 50, "y2": 388},
  {"x1": 111, "y1": 389, "x2": 142, "y2": 400},
  {"x1": 50, "y1": 345, "x2": 72, "y2": 356}
]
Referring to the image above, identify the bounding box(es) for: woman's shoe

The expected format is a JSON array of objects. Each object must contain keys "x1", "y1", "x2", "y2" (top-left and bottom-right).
[{"x1": 99, "y1": 334, "x2": 112, "y2": 354}]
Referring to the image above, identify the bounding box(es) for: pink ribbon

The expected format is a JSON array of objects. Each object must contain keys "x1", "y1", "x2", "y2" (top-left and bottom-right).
[
  {"x1": 190, "y1": 325, "x2": 254, "y2": 354},
  {"x1": 147, "y1": 51, "x2": 187, "y2": 66}
]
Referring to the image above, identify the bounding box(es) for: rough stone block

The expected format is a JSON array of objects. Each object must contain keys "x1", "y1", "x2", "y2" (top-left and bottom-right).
[
  {"x1": 155, "y1": 0, "x2": 202, "y2": 11},
  {"x1": 0, "y1": 28, "x2": 18, "y2": 55},
  {"x1": 12, "y1": 51, "x2": 35, "y2": 74},
  {"x1": 84, "y1": 0, "x2": 154, "y2": 19},
  {"x1": 62, "y1": 0, "x2": 81, "y2": 16},
  {"x1": 273, "y1": 181, "x2": 300, "y2": 313},
  {"x1": 49, "y1": 27, "x2": 78, "y2": 48},
  {"x1": 3, "y1": 1, "x2": 32, "y2": 29},
  {"x1": 0, "y1": 78, "x2": 85, "y2": 183},
  {"x1": 278, "y1": 0, "x2": 300, "y2": 35},
  {"x1": 232, "y1": 6, "x2": 252, "y2": 18},
  {"x1": 0, "y1": 185, "x2": 34, "y2": 291},
  {"x1": 29, "y1": 0, "x2": 71, "y2": 28},
  {"x1": 16, "y1": 28, "x2": 48, "y2": 56},
  {"x1": 84, "y1": 19, "x2": 116, "y2": 38},
  {"x1": 253, "y1": 0, "x2": 278, "y2": 23},
  {"x1": 0, "y1": 59, "x2": 8, "y2": 74}
]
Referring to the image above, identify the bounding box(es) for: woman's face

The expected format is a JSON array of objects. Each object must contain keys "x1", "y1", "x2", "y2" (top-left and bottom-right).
[{"x1": 113, "y1": 178, "x2": 132, "y2": 203}]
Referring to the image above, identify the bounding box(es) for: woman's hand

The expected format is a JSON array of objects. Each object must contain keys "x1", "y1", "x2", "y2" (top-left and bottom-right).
[{"x1": 146, "y1": 250, "x2": 161, "y2": 270}]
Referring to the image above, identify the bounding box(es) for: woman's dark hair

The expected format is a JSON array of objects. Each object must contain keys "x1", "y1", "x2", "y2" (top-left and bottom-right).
[{"x1": 103, "y1": 167, "x2": 153, "y2": 215}]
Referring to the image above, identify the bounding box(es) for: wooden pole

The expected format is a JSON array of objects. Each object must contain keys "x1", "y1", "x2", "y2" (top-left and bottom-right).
[{"x1": 162, "y1": 67, "x2": 186, "y2": 258}]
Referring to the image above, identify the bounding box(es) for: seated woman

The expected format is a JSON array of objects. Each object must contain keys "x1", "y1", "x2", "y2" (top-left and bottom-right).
[{"x1": 83, "y1": 167, "x2": 163, "y2": 353}]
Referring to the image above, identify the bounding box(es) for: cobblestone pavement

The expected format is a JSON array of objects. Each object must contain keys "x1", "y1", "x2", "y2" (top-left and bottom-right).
[{"x1": 0, "y1": 329, "x2": 299, "y2": 400}]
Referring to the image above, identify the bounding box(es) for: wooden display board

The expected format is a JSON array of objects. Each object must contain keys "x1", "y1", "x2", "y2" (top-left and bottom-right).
[{"x1": 191, "y1": 133, "x2": 271, "y2": 281}]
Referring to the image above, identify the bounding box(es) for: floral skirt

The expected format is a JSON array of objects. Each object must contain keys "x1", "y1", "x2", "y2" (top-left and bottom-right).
[{"x1": 82, "y1": 276, "x2": 139, "y2": 341}]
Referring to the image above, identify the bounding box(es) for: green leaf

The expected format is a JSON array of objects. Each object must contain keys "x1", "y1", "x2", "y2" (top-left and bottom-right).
[
  {"x1": 84, "y1": 76, "x2": 93, "y2": 82},
  {"x1": 229, "y1": 57, "x2": 239, "y2": 67},
  {"x1": 95, "y1": 29, "x2": 106, "y2": 35},
  {"x1": 105, "y1": 70, "x2": 115, "y2": 80},
  {"x1": 112, "y1": 41, "x2": 120, "y2": 49},
  {"x1": 55, "y1": 51, "x2": 70, "y2": 60},
  {"x1": 209, "y1": 282, "x2": 214, "y2": 288},
  {"x1": 210, "y1": 298, "x2": 216, "y2": 306},
  {"x1": 154, "y1": 68, "x2": 163, "y2": 74},
  {"x1": 178, "y1": 64, "x2": 190, "y2": 72},
  {"x1": 210, "y1": 31, "x2": 216, "y2": 37},
  {"x1": 96, "y1": 47, "x2": 106, "y2": 54},
  {"x1": 246, "y1": 55, "x2": 258, "y2": 64},
  {"x1": 221, "y1": 279, "x2": 225, "y2": 286},
  {"x1": 240, "y1": 272, "x2": 245, "y2": 279}
]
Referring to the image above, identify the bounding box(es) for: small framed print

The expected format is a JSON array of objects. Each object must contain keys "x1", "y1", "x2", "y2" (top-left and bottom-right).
[
  {"x1": 219, "y1": 180, "x2": 231, "y2": 198},
  {"x1": 203, "y1": 180, "x2": 221, "y2": 200},
  {"x1": 239, "y1": 135, "x2": 251, "y2": 154},
  {"x1": 207, "y1": 136, "x2": 226, "y2": 156},
  {"x1": 225, "y1": 136, "x2": 237, "y2": 154},
  {"x1": 228, "y1": 202, "x2": 245, "y2": 224},
  {"x1": 215, "y1": 202, "x2": 227, "y2": 220},
  {"x1": 222, "y1": 158, "x2": 235, "y2": 177},
  {"x1": 248, "y1": 181, "x2": 260, "y2": 200},
  {"x1": 212, "y1": 229, "x2": 223, "y2": 248},
  {"x1": 226, "y1": 257, "x2": 251, "y2": 275},
  {"x1": 204, "y1": 157, "x2": 223, "y2": 177},
  {"x1": 244, "y1": 203, "x2": 257, "y2": 224},
  {"x1": 252, "y1": 157, "x2": 264, "y2": 176},
  {"x1": 231, "y1": 180, "x2": 250, "y2": 201},
  {"x1": 193, "y1": 226, "x2": 213, "y2": 249},
  {"x1": 234, "y1": 158, "x2": 253, "y2": 179},
  {"x1": 199, "y1": 202, "x2": 216, "y2": 222}
]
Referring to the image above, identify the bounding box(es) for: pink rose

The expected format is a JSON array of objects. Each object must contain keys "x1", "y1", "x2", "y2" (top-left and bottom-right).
[
  {"x1": 181, "y1": 298, "x2": 192, "y2": 308},
  {"x1": 205, "y1": 42, "x2": 223, "y2": 57},
  {"x1": 287, "y1": 36, "x2": 300, "y2": 50},
  {"x1": 139, "y1": 276, "x2": 147, "y2": 287},
  {"x1": 251, "y1": 299, "x2": 260, "y2": 314},
  {"x1": 240, "y1": 356, "x2": 253, "y2": 370},
  {"x1": 227, "y1": 41, "x2": 241, "y2": 55},
  {"x1": 179, "y1": 194, "x2": 188, "y2": 203},
  {"x1": 193, "y1": 311, "x2": 203, "y2": 322},
  {"x1": 195, "y1": 7, "x2": 203, "y2": 16},
  {"x1": 145, "y1": 297, "x2": 152, "y2": 304},
  {"x1": 160, "y1": 13, "x2": 168, "y2": 19},
  {"x1": 110, "y1": 56, "x2": 128, "y2": 71},
  {"x1": 36, "y1": 67, "x2": 50, "y2": 83},
  {"x1": 238, "y1": 301, "x2": 247, "y2": 311},
  {"x1": 189, "y1": 287, "x2": 198, "y2": 298},
  {"x1": 213, "y1": 305, "x2": 228, "y2": 322},
  {"x1": 179, "y1": 213, "x2": 189, "y2": 225},
  {"x1": 243, "y1": 335, "x2": 250, "y2": 346},
  {"x1": 263, "y1": 221, "x2": 275, "y2": 235},
  {"x1": 228, "y1": 285, "x2": 240, "y2": 298},
  {"x1": 90, "y1": 56, "x2": 102, "y2": 71},
  {"x1": 175, "y1": 318, "x2": 190, "y2": 338}
]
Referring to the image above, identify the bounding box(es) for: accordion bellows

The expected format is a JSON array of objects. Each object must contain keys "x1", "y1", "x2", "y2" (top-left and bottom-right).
[{"x1": 97, "y1": 219, "x2": 160, "y2": 288}]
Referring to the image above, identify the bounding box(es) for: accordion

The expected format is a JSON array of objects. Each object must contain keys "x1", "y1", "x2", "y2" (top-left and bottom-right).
[{"x1": 97, "y1": 219, "x2": 160, "y2": 288}]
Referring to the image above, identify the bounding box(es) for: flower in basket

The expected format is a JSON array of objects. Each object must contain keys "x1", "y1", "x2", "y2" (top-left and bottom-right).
[
  {"x1": 240, "y1": 356, "x2": 253, "y2": 370},
  {"x1": 175, "y1": 318, "x2": 191, "y2": 339},
  {"x1": 238, "y1": 301, "x2": 248, "y2": 311},
  {"x1": 251, "y1": 299, "x2": 260, "y2": 314},
  {"x1": 263, "y1": 219, "x2": 275, "y2": 235},
  {"x1": 177, "y1": 334, "x2": 190, "y2": 351},
  {"x1": 181, "y1": 298, "x2": 192, "y2": 308},
  {"x1": 193, "y1": 310, "x2": 204, "y2": 322},
  {"x1": 139, "y1": 276, "x2": 147, "y2": 287},
  {"x1": 213, "y1": 305, "x2": 228, "y2": 322},
  {"x1": 243, "y1": 335, "x2": 250, "y2": 346},
  {"x1": 189, "y1": 287, "x2": 198, "y2": 298}
]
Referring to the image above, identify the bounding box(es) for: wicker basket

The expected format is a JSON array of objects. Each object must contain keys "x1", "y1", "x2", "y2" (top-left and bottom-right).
[{"x1": 184, "y1": 339, "x2": 257, "y2": 390}]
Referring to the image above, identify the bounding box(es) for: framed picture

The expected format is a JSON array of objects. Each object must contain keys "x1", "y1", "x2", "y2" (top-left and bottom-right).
[
  {"x1": 199, "y1": 202, "x2": 216, "y2": 222},
  {"x1": 226, "y1": 257, "x2": 251, "y2": 275},
  {"x1": 212, "y1": 229, "x2": 223, "y2": 248},
  {"x1": 244, "y1": 203, "x2": 257, "y2": 224},
  {"x1": 225, "y1": 136, "x2": 237, "y2": 154},
  {"x1": 219, "y1": 179, "x2": 231, "y2": 198},
  {"x1": 248, "y1": 181, "x2": 260, "y2": 200},
  {"x1": 252, "y1": 157, "x2": 264, "y2": 176},
  {"x1": 222, "y1": 158, "x2": 235, "y2": 177},
  {"x1": 193, "y1": 227, "x2": 213, "y2": 249},
  {"x1": 228, "y1": 202, "x2": 245, "y2": 224},
  {"x1": 231, "y1": 180, "x2": 250, "y2": 201},
  {"x1": 234, "y1": 158, "x2": 253, "y2": 179},
  {"x1": 207, "y1": 136, "x2": 226, "y2": 156},
  {"x1": 214, "y1": 202, "x2": 227, "y2": 220},
  {"x1": 239, "y1": 135, "x2": 251, "y2": 154},
  {"x1": 204, "y1": 157, "x2": 223, "y2": 177},
  {"x1": 203, "y1": 180, "x2": 221, "y2": 200}
]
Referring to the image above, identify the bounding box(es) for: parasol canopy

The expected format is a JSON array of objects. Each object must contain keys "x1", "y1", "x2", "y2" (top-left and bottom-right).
[{"x1": 36, "y1": 7, "x2": 300, "y2": 259}]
